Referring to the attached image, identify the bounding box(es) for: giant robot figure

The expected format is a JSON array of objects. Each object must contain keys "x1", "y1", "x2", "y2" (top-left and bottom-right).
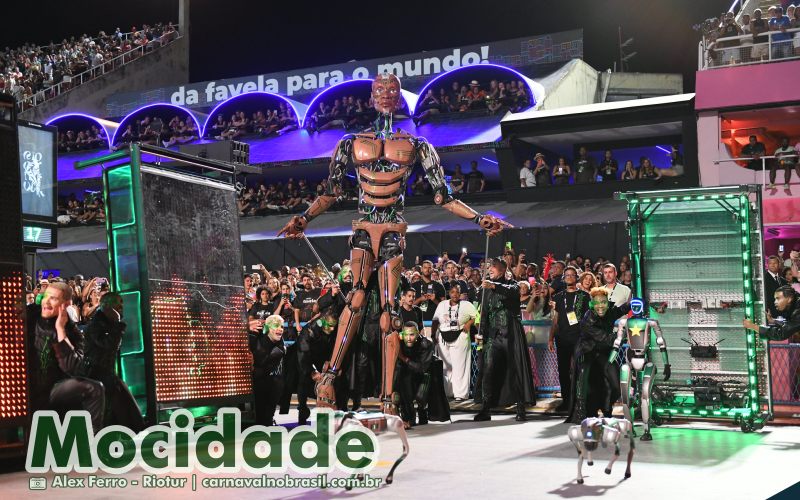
[
  {"x1": 608, "y1": 298, "x2": 671, "y2": 441},
  {"x1": 279, "y1": 73, "x2": 510, "y2": 414}
]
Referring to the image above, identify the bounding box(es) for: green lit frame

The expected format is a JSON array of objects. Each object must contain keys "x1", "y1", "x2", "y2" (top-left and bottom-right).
[{"x1": 618, "y1": 185, "x2": 770, "y2": 430}]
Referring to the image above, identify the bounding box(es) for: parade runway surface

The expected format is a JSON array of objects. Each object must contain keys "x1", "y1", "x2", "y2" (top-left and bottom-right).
[{"x1": 2, "y1": 409, "x2": 798, "y2": 499}]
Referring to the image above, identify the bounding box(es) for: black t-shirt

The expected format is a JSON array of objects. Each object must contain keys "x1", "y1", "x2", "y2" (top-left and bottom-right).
[
  {"x1": 442, "y1": 278, "x2": 469, "y2": 298},
  {"x1": 249, "y1": 302, "x2": 272, "y2": 321},
  {"x1": 553, "y1": 289, "x2": 590, "y2": 342},
  {"x1": 399, "y1": 305, "x2": 424, "y2": 330},
  {"x1": 752, "y1": 18, "x2": 767, "y2": 43},
  {"x1": 270, "y1": 295, "x2": 294, "y2": 323},
  {"x1": 599, "y1": 159, "x2": 618, "y2": 181},
  {"x1": 742, "y1": 143, "x2": 766, "y2": 170},
  {"x1": 465, "y1": 170, "x2": 485, "y2": 193},
  {"x1": 574, "y1": 156, "x2": 596, "y2": 183},
  {"x1": 412, "y1": 279, "x2": 446, "y2": 321},
  {"x1": 534, "y1": 165, "x2": 552, "y2": 186},
  {"x1": 292, "y1": 288, "x2": 320, "y2": 323}
]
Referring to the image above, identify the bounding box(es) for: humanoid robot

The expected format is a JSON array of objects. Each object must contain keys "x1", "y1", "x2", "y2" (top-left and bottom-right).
[
  {"x1": 279, "y1": 73, "x2": 510, "y2": 415},
  {"x1": 608, "y1": 297, "x2": 672, "y2": 441}
]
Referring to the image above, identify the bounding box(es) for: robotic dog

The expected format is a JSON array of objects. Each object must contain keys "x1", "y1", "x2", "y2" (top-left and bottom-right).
[
  {"x1": 332, "y1": 410, "x2": 409, "y2": 489},
  {"x1": 567, "y1": 412, "x2": 634, "y2": 485}
]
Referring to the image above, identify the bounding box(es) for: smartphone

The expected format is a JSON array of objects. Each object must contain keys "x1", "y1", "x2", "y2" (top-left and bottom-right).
[
  {"x1": 779, "y1": 244, "x2": 784, "y2": 252},
  {"x1": 462, "y1": 247, "x2": 467, "y2": 254},
  {"x1": 252, "y1": 264, "x2": 261, "y2": 270}
]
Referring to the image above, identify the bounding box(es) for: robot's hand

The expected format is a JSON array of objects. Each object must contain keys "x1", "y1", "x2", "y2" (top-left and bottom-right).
[
  {"x1": 478, "y1": 214, "x2": 513, "y2": 237},
  {"x1": 663, "y1": 363, "x2": 672, "y2": 381},
  {"x1": 277, "y1": 215, "x2": 308, "y2": 239}
]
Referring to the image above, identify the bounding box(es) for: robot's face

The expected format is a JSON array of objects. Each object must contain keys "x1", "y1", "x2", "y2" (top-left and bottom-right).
[
  {"x1": 581, "y1": 420, "x2": 603, "y2": 450},
  {"x1": 372, "y1": 74, "x2": 402, "y2": 115},
  {"x1": 631, "y1": 298, "x2": 645, "y2": 316}
]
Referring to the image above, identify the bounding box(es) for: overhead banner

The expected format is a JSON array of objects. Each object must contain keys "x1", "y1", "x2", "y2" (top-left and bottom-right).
[{"x1": 105, "y1": 29, "x2": 582, "y2": 116}]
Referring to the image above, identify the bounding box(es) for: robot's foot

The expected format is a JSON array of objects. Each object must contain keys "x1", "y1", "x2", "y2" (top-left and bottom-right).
[
  {"x1": 587, "y1": 461, "x2": 594, "y2": 466},
  {"x1": 314, "y1": 373, "x2": 337, "y2": 410},
  {"x1": 577, "y1": 479, "x2": 584, "y2": 485},
  {"x1": 640, "y1": 431, "x2": 653, "y2": 441},
  {"x1": 381, "y1": 400, "x2": 399, "y2": 416},
  {"x1": 625, "y1": 472, "x2": 632, "y2": 479},
  {"x1": 604, "y1": 468, "x2": 612, "y2": 475}
]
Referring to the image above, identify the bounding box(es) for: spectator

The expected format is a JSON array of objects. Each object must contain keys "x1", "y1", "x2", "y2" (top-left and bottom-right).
[
  {"x1": 657, "y1": 145, "x2": 685, "y2": 177},
  {"x1": 742, "y1": 135, "x2": 767, "y2": 171},
  {"x1": 716, "y1": 12, "x2": 744, "y2": 65},
  {"x1": 750, "y1": 9, "x2": 770, "y2": 61},
  {"x1": 532, "y1": 152, "x2": 551, "y2": 186},
  {"x1": 553, "y1": 157, "x2": 572, "y2": 185},
  {"x1": 621, "y1": 159, "x2": 638, "y2": 180},
  {"x1": 450, "y1": 164, "x2": 465, "y2": 194},
  {"x1": 465, "y1": 161, "x2": 486, "y2": 193},
  {"x1": 601, "y1": 263, "x2": 631, "y2": 307},
  {"x1": 574, "y1": 146, "x2": 597, "y2": 184},
  {"x1": 773, "y1": 137, "x2": 797, "y2": 189},
  {"x1": 412, "y1": 260, "x2": 446, "y2": 327},
  {"x1": 769, "y1": 6, "x2": 793, "y2": 59},
  {"x1": 639, "y1": 158, "x2": 661, "y2": 180},
  {"x1": 466, "y1": 80, "x2": 487, "y2": 110},
  {"x1": 519, "y1": 159, "x2": 536, "y2": 187},
  {"x1": 599, "y1": 149, "x2": 618, "y2": 182}
]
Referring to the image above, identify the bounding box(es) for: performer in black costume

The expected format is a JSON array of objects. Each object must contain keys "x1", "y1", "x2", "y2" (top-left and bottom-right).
[
  {"x1": 474, "y1": 258, "x2": 536, "y2": 422},
  {"x1": 296, "y1": 310, "x2": 338, "y2": 424},
  {"x1": 82, "y1": 292, "x2": 145, "y2": 431},
  {"x1": 395, "y1": 321, "x2": 451, "y2": 428},
  {"x1": 567, "y1": 287, "x2": 629, "y2": 424},
  {"x1": 249, "y1": 314, "x2": 287, "y2": 426},
  {"x1": 26, "y1": 282, "x2": 105, "y2": 432}
]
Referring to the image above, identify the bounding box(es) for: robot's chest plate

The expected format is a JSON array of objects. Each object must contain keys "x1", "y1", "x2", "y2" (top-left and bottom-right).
[
  {"x1": 353, "y1": 134, "x2": 416, "y2": 166},
  {"x1": 627, "y1": 318, "x2": 649, "y2": 351}
]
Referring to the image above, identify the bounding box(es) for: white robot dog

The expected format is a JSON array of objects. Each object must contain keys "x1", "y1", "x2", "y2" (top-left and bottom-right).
[{"x1": 567, "y1": 412, "x2": 635, "y2": 484}]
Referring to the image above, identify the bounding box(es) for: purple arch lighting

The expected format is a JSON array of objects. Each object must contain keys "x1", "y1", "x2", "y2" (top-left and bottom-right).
[
  {"x1": 300, "y1": 79, "x2": 416, "y2": 128},
  {"x1": 45, "y1": 113, "x2": 114, "y2": 150},
  {"x1": 202, "y1": 92, "x2": 304, "y2": 137},
  {"x1": 112, "y1": 103, "x2": 202, "y2": 145},
  {"x1": 412, "y1": 63, "x2": 537, "y2": 116}
]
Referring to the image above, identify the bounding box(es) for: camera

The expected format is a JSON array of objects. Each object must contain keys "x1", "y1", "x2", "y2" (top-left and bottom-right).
[{"x1": 449, "y1": 320, "x2": 458, "y2": 328}]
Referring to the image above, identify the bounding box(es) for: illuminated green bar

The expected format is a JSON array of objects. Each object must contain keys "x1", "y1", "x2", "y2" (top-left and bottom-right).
[{"x1": 74, "y1": 149, "x2": 129, "y2": 169}]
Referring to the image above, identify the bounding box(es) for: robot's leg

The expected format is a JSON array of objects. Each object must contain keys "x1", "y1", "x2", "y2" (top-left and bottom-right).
[
  {"x1": 640, "y1": 362, "x2": 656, "y2": 441},
  {"x1": 567, "y1": 426, "x2": 585, "y2": 484},
  {"x1": 316, "y1": 245, "x2": 374, "y2": 409},
  {"x1": 377, "y1": 244, "x2": 404, "y2": 416},
  {"x1": 603, "y1": 428, "x2": 621, "y2": 475},
  {"x1": 619, "y1": 363, "x2": 636, "y2": 436}
]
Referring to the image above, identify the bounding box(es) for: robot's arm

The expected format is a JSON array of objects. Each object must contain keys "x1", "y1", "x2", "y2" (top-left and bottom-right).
[
  {"x1": 649, "y1": 318, "x2": 671, "y2": 379},
  {"x1": 278, "y1": 136, "x2": 352, "y2": 237},
  {"x1": 608, "y1": 317, "x2": 627, "y2": 364},
  {"x1": 416, "y1": 138, "x2": 512, "y2": 236}
]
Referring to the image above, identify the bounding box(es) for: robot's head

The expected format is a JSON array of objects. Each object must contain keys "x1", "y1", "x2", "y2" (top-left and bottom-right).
[
  {"x1": 580, "y1": 417, "x2": 604, "y2": 451},
  {"x1": 631, "y1": 297, "x2": 645, "y2": 317},
  {"x1": 372, "y1": 73, "x2": 402, "y2": 115}
]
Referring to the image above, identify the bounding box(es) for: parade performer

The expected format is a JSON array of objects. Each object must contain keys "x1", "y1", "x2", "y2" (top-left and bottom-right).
[{"x1": 278, "y1": 73, "x2": 510, "y2": 415}]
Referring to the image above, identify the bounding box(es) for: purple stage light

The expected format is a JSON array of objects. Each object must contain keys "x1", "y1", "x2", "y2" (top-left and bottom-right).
[
  {"x1": 413, "y1": 63, "x2": 538, "y2": 116},
  {"x1": 111, "y1": 103, "x2": 203, "y2": 145},
  {"x1": 481, "y1": 156, "x2": 498, "y2": 164},
  {"x1": 202, "y1": 91, "x2": 304, "y2": 137},
  {"x1": 46, "y1": 113, "x2": 115, "y2": 149},
  {"x1": 484, "y1": 210, "x2": 506, "y2": 220},
  {"x1": 656, "y1": 145, "x2": 672, "y2": 154},
  {"x1": 302, "y1": 79, "x2": 372, "y2": 128}
]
